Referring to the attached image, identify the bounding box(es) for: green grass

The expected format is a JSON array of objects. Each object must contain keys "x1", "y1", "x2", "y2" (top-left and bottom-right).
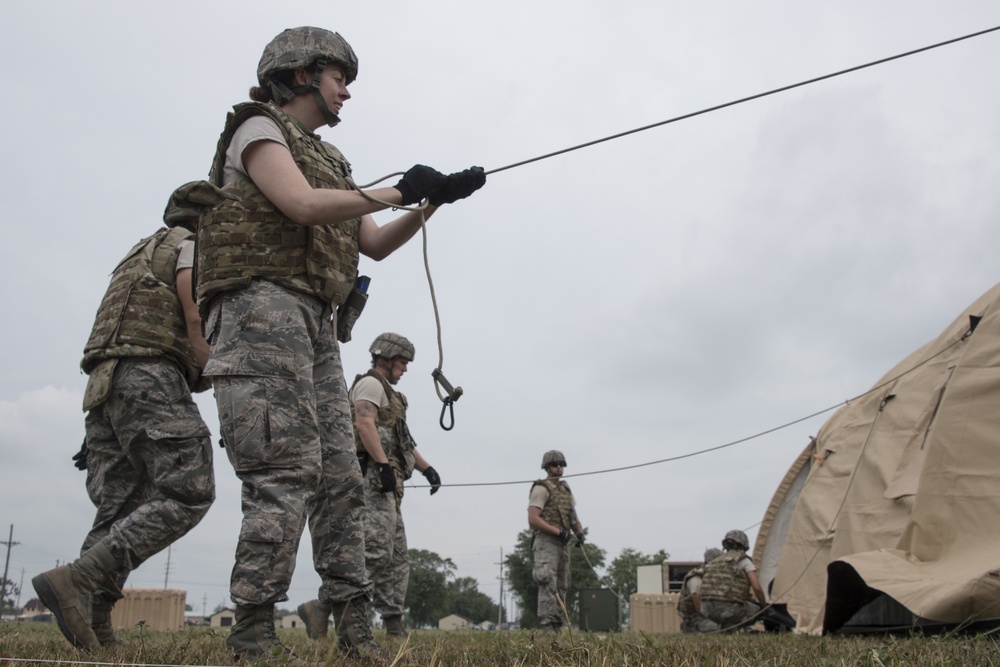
[{"x1": 2, "y1": 622, "x2": 999, "y2": 666}]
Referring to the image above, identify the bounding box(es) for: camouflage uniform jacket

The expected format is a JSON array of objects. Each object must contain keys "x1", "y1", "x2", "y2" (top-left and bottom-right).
[
  {"x1": 196, "y1": 101, "x2": 361, "y2": 315},
  {"x1": 81, "y1": 227, "x2": 201, "y2": 398},
  {"x1": 530, "y1": 479, "x2": 575, "y2": 533},
  {"x1": 677, "y1": 567, "x2": 706, "y2": 618},
  {"x1": 351, "y1": 369, "x2": 415, "y2": 504},
  {"x1": 700, "y1": 550, "x2": 752, "y2": 602}
]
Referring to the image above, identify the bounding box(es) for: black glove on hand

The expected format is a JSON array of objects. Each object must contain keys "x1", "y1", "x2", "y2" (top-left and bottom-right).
[
  {"x1": 429, "y1": 166, "x2": 487, "y2": 206},
  {"x1": 394, "y1": 165, "x2": 447, "y2": 206},
  {"x1": 576, "y1": 532, "x2": 586, "y2": 548},
  {"x1": 72, "y1": 439, "x2": 88, "y2": 471},
  {"x1": 558, "y1": 529, "x2": 573, "y2": 545},
  {"x1": 377, "y1": 462, "x2": 397, "y2": 494},
  {"x1": 422, "y1": 466, "x2": 442, "y2": 495}
]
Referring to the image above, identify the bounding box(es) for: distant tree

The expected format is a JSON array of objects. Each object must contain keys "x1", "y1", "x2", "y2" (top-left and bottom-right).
[
  {"x1": 505, "y1": 529, "x2": 606, "y2": 629},
  {"x1": 447, "y1": 576, "x2": 499, "y2": 625},
  {"x1": 405, "y1": 549, "x2": 455, "y2": 627},
  {"x1": 185, "y1": 603, "x2": 193, "y2": 612},
  {"x1": 606, "y1": 547, "x2": 670, "y2": 600},
  {"x1": 1, "y1": 579, "x2": 19, "y2": 616}
]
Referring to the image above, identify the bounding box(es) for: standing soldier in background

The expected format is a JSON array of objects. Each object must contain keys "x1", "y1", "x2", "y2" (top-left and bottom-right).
[
  {"x1": 528, "y1": 450, "x2": 586, "y2": 633},
  {"x1": 299, "y1": 333, "x2": 442, "y2": 639},
  {"x1": 195, "y1": 26, "x2": 484, "y2": 663},
  {"x1": 32, "y1": 183, "x2": 221, "y2": 651},
  {"x1": 700, "y1": 529, "x2": 768, "y2": 630},
  {"x1": 678, "y1": 548, "x2": 723, "y2": 633}
]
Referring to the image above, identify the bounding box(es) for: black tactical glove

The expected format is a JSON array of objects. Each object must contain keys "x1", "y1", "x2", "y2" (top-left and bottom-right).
[
  {"x1": 394, "y1": 165, "x2": 448, "y2": 206},
  {"x1": 72, "y1": 439, "x2": 88, "y2": 471},
  {"x1": 429, "y1": 166, "x2": 487, "y2": 206},
  {"x1": 376, "y1": 462, "x2": 397, "y2": 494},
  {"x1": 576, "y1": 532, "x2": 586, "y2": 548},
  {"x1": 558, "y1": 529, "x2": 573, "y2": 545},
  {"x1": 422, "y1": 466, "x2": 442, "y2": 495}
]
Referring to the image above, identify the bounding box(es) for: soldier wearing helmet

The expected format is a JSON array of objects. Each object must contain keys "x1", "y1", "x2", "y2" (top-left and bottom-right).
[
  {"x1": 196, "y1": 26, "x2": 486, "y2": 663},
  {"x1": 32, "y1": 183, "x2": 226, "y2": 651},
  {"x1": 354, "y1": 334, "x2": 438, "y2": 637},
  {"x1": 700, "y1": 529, "x2": 768, "y2": 630},
  {"x1": 528, "y1": 450, "x2": 586, "y2": 633},
  {"x1": 678, "y1": 548, "x2": 724, "y2": 633}
]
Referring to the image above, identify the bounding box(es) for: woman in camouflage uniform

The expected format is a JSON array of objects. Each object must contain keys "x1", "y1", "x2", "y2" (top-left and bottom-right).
[{"x1": 195, "y1": 26, "x2": 485, "y2": 664}]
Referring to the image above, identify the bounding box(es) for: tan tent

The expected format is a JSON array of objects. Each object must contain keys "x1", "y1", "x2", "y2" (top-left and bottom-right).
[{"x1": 754, "y1": 282, "x2": 1000, "y2": 635}]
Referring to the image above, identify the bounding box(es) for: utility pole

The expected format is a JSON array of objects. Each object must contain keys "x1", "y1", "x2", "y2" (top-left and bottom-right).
[
  {"x1": 1, "y1": 524, "x2": 20, "y2": 619},
  {"x1": 164, "y1": 545, "x2": 172, "y2": 588},
  {"x1": 496, "y1": 547, "x2": 504, "y2": 628},
  {"x1": 202, "y1": 593, "x2": 208, "y2": 619}
]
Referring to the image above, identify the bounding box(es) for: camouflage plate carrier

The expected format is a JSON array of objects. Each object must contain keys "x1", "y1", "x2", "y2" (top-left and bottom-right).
[
  {"x1": 81, "y1": 227, "x2": 201, "y2": 407},
  {"x1": 700, "y1": 551, "x2": 752, "y2": 603},
  {"x1": 531, "y1": 479, "x2": 575, "y2": 533},
  {"x1": 196, "y1": 101, "x2": 361, "y2": 316},
  {"x1": 351, "y1": 370, "x2": 415, "y2": 504}
]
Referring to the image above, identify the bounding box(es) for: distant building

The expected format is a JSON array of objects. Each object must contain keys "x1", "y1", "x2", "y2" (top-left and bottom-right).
[
  {"x1": 279, "y1": 613, "x2": 305, "y2": 630},
  {"x1": 210, "y1": 608, "x2": 236, "y2": 628},
  {"x1": 437, "y1": 614, "x2": 472, "y2": 631},
  {"x1": 21, "y1": 598, "x2": 48, "y2": 617}
]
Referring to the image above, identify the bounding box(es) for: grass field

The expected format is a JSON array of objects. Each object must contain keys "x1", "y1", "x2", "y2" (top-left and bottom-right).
[{"x1": 2, "y1": 622, "x2": 999, "y2": 666}]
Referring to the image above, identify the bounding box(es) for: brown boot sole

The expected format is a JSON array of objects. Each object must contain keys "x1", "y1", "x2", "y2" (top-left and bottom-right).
[{"x1": 32, "y1": 573, "x2": 99, "y2": 651}]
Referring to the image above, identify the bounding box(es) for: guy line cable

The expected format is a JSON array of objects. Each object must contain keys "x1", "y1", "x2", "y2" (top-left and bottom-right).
[
  {"x1": 411, "y1": 316, "x2": 972, "y2": 491},
  {"x1": 351, "y1": 24, "x2": 999, "y2": 433}
]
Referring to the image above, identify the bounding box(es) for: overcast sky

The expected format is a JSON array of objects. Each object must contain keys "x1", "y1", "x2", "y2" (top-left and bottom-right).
[{"x1": 2, "y1": 1, "x2": 1000, "y2": 619}]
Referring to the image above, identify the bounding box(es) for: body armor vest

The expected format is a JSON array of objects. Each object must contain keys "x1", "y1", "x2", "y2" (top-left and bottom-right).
[
  {"x1": 196, "y1": 101, "x2": 361, "y2": 314},
  {"x1": 350, "y1": 370, "x2": 415, "y2": 503},
  {"x1": 82, "y1": 227, "x2": 201, "y2": 388},
  {"x1": 700, "y1": 550, "x2": 752, "y2": 602},
  {"x1": 531, "y1": 479, "x2": 575, "y2": 533},
  {"x1": 677, "y1": 567, "x2": 705, "y2": 618}
]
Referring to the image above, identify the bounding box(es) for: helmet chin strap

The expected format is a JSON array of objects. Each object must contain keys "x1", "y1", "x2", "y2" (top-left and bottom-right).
[{"x1": 308, "y1": 59, "x2": 341, "y2": 127}]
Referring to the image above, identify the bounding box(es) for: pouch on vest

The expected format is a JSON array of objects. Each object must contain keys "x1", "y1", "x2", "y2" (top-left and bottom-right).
[
  {"x1": 82, "y1": 359, "x2": 118, "y2": 412},
  {"x1": 336, "y1": 275, "x2": 370, "y2": 343}
]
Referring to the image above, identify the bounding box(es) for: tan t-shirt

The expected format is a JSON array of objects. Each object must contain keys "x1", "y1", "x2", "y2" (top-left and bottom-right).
[
  {"x1": 350, "y1": 375, "x2": 388, "y2": 409},
  {"x1": 222, "y1": 116, "x2": 289, "y2": 186}
]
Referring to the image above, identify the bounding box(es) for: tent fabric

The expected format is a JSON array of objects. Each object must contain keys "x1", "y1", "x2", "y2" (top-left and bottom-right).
[{"x1": 757, "y1": 282, "x2": 1000, "y2": 635}]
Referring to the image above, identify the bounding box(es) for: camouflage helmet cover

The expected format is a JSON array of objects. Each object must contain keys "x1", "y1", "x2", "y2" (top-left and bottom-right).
[
  {"x1": 723, "y1": 529, "x2": 750, "y2": 551},
  {"x1": 163, "y1": 180, "x2": 234, "y2": 228},
  {"x1": 704, "y1": 547, "x2": 723, "y2": 564},
  {"x1": 541, "y1": 450, "x2": 567, "y2": 469},
  {"x1": 370, "y1": 332, "x2": 415, "y2": 361},
  {"x1": 258, "y1": 27, "x2": 359, "y2": 86}
]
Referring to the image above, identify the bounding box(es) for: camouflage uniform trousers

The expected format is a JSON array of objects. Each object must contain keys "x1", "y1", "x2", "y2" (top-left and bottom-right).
[
  {"x1": 680, "y1": 613, "x2": 721, "y2": 633},
  {"x1": 205, "y1": 279, "x2": 369, "y2": 606},
  {"x1": 532, "y1": 533, "x2": 571, "y2": 628},
  {"x1": 82, "y1": 357, "x2": 214, "y2": 598},
  {"x1": 363, "y1": 468, "x2": 408, "y2": 617},
  {"x1": 701, "y1": 599, "x2": 761, "y2": 630}
]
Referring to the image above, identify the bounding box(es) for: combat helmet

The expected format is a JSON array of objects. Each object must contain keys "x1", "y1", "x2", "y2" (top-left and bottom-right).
[
  {"x1": 704, "y1": 547, "x2": 723, "y2": 564},
  {"x1": 722, "y1": 529, "x2": 750, "y2": 552},
  {"x1": 257, "y1": 27, "x2": 358, "y2": 126},
  {"x1": 370, "y1": 333, "x2": 415, "y2": 361},
  {"x1": 541, "y1": 450, "x2": 567, "y2": 470},
  {"x1": 163, "y1": 181, "x2": 232, "y2": 229}
]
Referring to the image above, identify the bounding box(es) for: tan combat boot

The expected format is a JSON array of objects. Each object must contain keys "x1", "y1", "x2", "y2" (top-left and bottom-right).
[
  {"x1": 31, "y1": 542, "x2": 117, "y2": 650},
  {"x1": 92, "y1": 595, "x2": 123, "y2": 646},
  {"x1": 297, "y1": 599, "x2": 331, "y2": 639},
  {"x1": 226, "y1": 604, "x2": 315, "y2": 667},
  {"x1": 332, "y1": 596, "x2": 388, "y2": 660},
  {"x1": 382, "y1": 614, "x2": 408, "y2": 637}
]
